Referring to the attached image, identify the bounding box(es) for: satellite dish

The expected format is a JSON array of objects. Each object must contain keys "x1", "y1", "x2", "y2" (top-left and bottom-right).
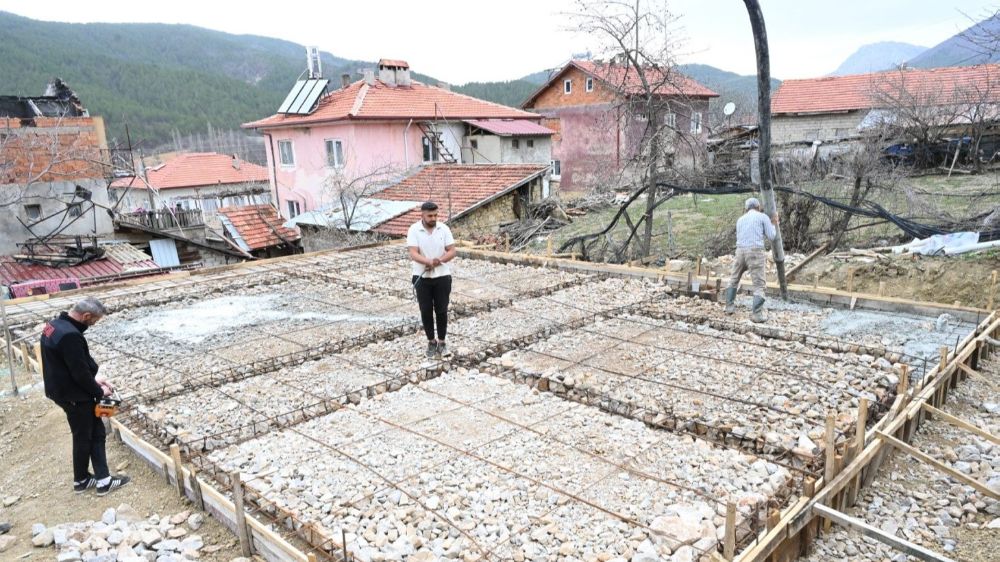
[{"x1": 723, "y1": 102, "x2": 736, "y2": 116}]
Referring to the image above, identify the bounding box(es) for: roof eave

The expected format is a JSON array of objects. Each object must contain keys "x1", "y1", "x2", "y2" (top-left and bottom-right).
[{"x1": 448, "y1": 166, "x2": 549, "y2": 221}]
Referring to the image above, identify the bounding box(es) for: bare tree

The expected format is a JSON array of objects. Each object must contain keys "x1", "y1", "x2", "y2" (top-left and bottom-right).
[
  {"x1": 321, "y1": 162, "x2": 401, "y2": 231},
  {"x1": 561, "y1": 0, "x2": 706, "y2": 261},
  {"x1": 0, "y1": 116, "x2": 106, "y2": 209},
  {"x1": 954, "y1": 67, "x2": 1000, "y2": 171},
  {"x1": 870, "y1": 69, "x2": 966, "y2": 168}
]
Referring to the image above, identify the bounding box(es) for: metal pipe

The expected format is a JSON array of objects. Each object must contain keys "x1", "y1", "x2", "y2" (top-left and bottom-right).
[{"x1": 403, "y1": 119, "x2": 413, "y2": 167}]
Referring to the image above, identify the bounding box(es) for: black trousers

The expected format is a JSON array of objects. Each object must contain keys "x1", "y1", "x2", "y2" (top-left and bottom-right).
[
  {"x1": 413, "y1": 275, "x2": 452, "y2": 341},
  {"x1": 59, "y1": 401, "x2": 109, "y2": 482}
]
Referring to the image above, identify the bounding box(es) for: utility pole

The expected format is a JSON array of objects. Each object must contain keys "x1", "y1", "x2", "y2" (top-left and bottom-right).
[{"x1": 743, "y1": 0, "x2": 789, "y2": 299}]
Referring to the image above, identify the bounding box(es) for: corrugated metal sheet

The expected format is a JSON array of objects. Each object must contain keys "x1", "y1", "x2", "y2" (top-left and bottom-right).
[
  {"x1": 0, "y1": 255, "x2": 161, "y2": 286},
  {"x1": 149, "y1": 239, "x2": 181, "y2": 267},
  {"x1": 286, "y1": 199, "x2": 421, "y2": 231}
]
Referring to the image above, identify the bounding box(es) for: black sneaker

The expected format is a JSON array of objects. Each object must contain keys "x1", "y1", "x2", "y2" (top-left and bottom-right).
[
  {"x1": 437, "y1": 341, "x2": 452, "y2": 359},
  {"x1": 96, "y1": 475, "x2": 130, "y2": 497},
  {"x1": 73, "y1": 476, "x2": 97, "y2": 494},
  {"x1": 426, "y1": 341, "x2": 437, "y2": 359}
]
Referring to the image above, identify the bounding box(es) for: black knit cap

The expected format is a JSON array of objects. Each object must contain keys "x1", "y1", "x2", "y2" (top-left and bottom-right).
[{"x1": 421, "y1": 201, "x2": 438, "y2": 211}]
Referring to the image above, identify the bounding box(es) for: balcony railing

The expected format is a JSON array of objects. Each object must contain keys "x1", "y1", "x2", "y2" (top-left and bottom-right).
[{"x1": 117, "y1": 209, "x2": 204, "y2": 231}]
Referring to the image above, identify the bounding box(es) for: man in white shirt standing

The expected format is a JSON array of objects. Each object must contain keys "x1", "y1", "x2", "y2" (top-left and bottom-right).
[
  {"x1": 724, "y1": 197, "x2": 778, "y2": 323},
  {"x1": 407, "y1": 201, "x2": 457, "y2": 358}
]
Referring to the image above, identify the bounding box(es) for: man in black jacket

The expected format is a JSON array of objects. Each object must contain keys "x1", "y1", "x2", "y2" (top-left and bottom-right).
[{"x1": 41, "y1": 297, "x2": 129, "y2": 496}]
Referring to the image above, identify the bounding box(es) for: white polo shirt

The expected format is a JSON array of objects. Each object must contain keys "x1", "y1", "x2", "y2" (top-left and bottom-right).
[{"x1": 406, "y1": 220, "x2": 455, "y2": 278}]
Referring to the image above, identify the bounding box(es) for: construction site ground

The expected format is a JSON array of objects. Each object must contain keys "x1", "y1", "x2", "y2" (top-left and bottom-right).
[
  {"x1": 0, "y1": 366, "x2": 246, "y2": 561},
  {"x1": 0, "y1": 243, "x2": 992, "y2": 562}
]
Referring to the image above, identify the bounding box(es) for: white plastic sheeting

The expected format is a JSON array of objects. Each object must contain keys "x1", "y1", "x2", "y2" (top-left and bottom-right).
[{"x1": 891, "y1": 232, "x2": 980, "y2": 256}]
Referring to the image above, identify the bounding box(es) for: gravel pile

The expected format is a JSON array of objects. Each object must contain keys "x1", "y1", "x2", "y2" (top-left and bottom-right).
[{"x1": 26, "y1": 504, "x2": 214, "y2": 562}]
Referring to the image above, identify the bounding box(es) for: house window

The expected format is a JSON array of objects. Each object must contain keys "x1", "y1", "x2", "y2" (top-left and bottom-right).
[
  {"x1": 664, "y1": 112, "x2": 676, "y2": 128},
  {"x1": 585, "y1": 77, "x2": 593, "y2": 92},
  {"x1": 551, "y1": 160, "x2": 561, "y2": 177},
  {"x1": 527, "y1": 139, "x2": 534, "y2": 148},
  {"x1": 470, "y1": 139, "x2": 478, "y2": 150},
  {"x1": 804, "y1": 129, "x2": 821, "y2": 142},
  {"x1": 201, "y1": 198, "x2": 218, "y2": 214},
  {"x1": 277, "y1": 140, "x2": 295, "y2": 166},
  {"x1": 67, "y1": 203, "x2": 82, "y2": 217},
  {"x1": 24, "y1": 204, "x2": 41, "y2": 220},
  {"x1": 287, "y1": 200, "x2": 301, "y2": 218},
  {"x1": 325, "y1": 139, "x2": 345, "y2": 168},
  {"x1": 689, "y1": 112, "x2": 702, "y2": 134},
  {"x1": 422, "y1": 135, "x2": 441, "y2": 162},
  {"x1": 564, "y1": 79, "x2": 572, "y2": 94},
  {"x1": 512, "y1": 139, "x2": 520, "y2": 149}
]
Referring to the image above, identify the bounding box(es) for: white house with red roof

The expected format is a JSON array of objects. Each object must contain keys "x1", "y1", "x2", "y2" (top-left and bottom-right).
[
  {"x1": 243, "y1": 59, "x2": 556, "y2": 224},
  {"x1": 771, "y1": 64, "x2": 1000, "y2": 147},
  {"x1": 110, "y1": 152, "x2": 270, "y2": 216}
]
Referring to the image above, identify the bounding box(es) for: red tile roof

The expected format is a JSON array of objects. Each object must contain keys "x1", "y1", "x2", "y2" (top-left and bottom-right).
[
  {"x1": 110, "y1": 152, "x2": 268, "y2": 190},
  {"x1": 243, "y1": 80, "x2": 540, "y2": 129},
  {"x1": 523, "y1": 60, "x2": 718, "y2": 107},
  {"x1": 465, "y1": 119, "x2": 555, "y2": 136},
  {"x1": 373, "y1": 164, "x2": 549, "y2": 236},
  {"x1": 379, "y1": 59, "x2": 409, "y2": 68},
  {"x1": 772, "y1": 64, "x2": 1000, "y2": 115},
  {"x1": 217, "y1": 204, "x2": 300, "y2": 251}
]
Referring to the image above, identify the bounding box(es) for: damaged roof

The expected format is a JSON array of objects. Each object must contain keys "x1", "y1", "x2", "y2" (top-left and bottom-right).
[
  {"x1": 373, "y1": 164, "x2": 549, "y2": 236},
  {"x1": 0, "y1": 78, "x2": 87, "y2": 118},
  {"x1": 217, "y1": 205, "x2": 300, "y2": 251}
]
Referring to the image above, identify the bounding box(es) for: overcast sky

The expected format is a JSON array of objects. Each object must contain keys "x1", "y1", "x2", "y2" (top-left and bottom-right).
[{"x1": 1, "y1": 0, "x2": 994, "y2": 83}]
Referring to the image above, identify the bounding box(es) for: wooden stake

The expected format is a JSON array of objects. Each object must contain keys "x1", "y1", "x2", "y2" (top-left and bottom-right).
[
  {"x1": 33, "y1": 343, "x2": 42, "y2": 371},
  {"x1": 855, "y1": 398, "x2": 868, "y2": 452},
  {"x1": 897, "y1": 364, "x2": 909, "y2": 398},
  {"x1": 846, "y1": 267, "x2": 855, "y2": 293},
  {"x1": 307, "y1": 554, "x2": 318, "y2": 562},
  {"x1": 169, "y1": 444, "x2": 185, "y2": 497},
  {"x1": 697, "y1": 255, "x2": 703, "y2": 276},
  {"x1": 823, "y1": 412, "x2": 837, "y2": 531},
  {"x1": 724, "y1": 502, "x2": 736, "y2": 560},
  {"x1": 546, "y1": 238, "x2": 552, "y2": 257},
  {"x1": 813, "y1": 504, "x2": 955, "y2": 562},
  {"x1": 231, "y1": 472, "x2": 253, "y2": 557},
  {"x1": 813, "y1": 271, "x2": 819, "y2": 289},
  {"x1": 767, "y1": 508, "x2": 779, "y2": 531},
  {"x1": 878, "y1": 281, "x2": 885, "y2": 297},
  {"x1": 939, "y1": 346, "x2": 949, "y2": 375},
  {"x1": 189, "y1": 466, "x2": 205, "y2": 511},
  {"x1": 877, "y1": 432, "x2": 999, "y2": 500}
]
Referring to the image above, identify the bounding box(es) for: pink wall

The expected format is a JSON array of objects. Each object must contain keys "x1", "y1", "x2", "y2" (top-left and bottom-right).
[{"x1": 264, "y1": 121, "x2": 426, "y2": 217}]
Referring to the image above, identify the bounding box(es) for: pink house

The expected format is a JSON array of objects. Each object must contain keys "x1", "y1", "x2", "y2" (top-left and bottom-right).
[{"x1": 243, "y1": 59, "x2": 555, "y2": 220}]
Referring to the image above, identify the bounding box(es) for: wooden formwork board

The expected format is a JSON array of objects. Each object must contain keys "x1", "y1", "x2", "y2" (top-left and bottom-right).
[
  {"x1": 111, "y1": 419, "x2": 308, "y2": 562},
  {"x1": 457, "y1": 248, "x2": 988, "y2": 322},
  {"x1": 735, "y1": 311, "x2": 998, "y2": 562}
]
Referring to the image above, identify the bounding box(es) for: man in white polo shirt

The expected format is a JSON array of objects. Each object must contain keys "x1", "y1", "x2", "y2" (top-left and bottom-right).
[{"x1": 407, "y1": 201, "x2": 457, "y2": 359}]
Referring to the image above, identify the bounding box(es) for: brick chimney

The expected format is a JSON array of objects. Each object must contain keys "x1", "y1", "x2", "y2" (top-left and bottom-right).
[
  {"x1": 363, "y1": 68, "x2": 375, "y2": 86},
  {"x1": 341, "y1": 73, "x2": 351, "y2": 89},
  {"x1": 232, "y1": 154, "x2": 241, "y2": 170}
]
